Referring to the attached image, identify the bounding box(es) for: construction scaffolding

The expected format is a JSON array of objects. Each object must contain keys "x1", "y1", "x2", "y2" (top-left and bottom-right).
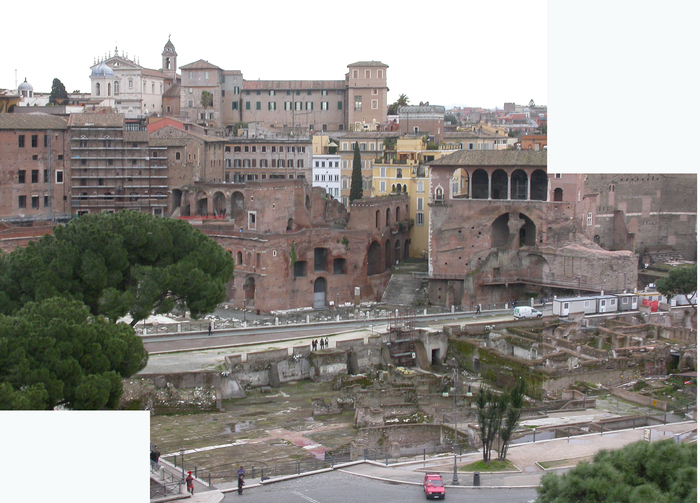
[{"x1": 385, "y1": 309, "x2": 417, "y2": 367}]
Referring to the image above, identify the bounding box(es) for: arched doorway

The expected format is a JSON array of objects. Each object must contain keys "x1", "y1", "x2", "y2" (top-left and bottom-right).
[
  {"x1": 491, "y1": 213, "x2": 510, "y2": 248},
  {"x1": 195, "y1": 191, "x2": 208, "y2": 216},
  {"x1": 213, "y1": 191, "x2": 226, "y2": 217},
  {"x1": 472, "y1": 169, "x2": 489, "y2": 199},
  {"x1": 553, "y1": 188, "x2": 563, "y2": 201},
  {"x1": 232, "y1": 191, "x2": 245, "y2": 223},
  {"x1": 243, "y1": 277, "x2": 255, "y2": 307},
  {"x1": 511, "y1": 169, "x2": 528, "y2": 200},
  {"x1": 367, "y1": 241, "x2": 382, "y2": 275},
  {"x1": 491, "y1": 169, "x2": 508, "y2": 199},
  {"x1": 384, "y1": 239, "x2": 392, "y2": 270},
  {"x1": 530, "y1": 169, "x2": 548, "y2": 201},
  {"x1": 313, "y1": 277, "x2": 327, "y2": 309},
  {"x1": 451, "y1": 168, "x2": 469, "y2": 198},
  {"x1": 519, "y1": 213, "x2": 537, "y2": 246}
]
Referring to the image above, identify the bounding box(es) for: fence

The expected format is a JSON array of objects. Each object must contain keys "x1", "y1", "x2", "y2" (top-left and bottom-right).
[{"x1": 150, "y1": 461, "x2": 182, "y2": 499}]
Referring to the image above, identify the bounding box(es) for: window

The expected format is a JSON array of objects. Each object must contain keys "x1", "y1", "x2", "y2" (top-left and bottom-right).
[
  {"x1": 297, "y1": 160, "x2": 304, "y2": 168},
  {"x1": 18, "y1": 170, "x2": 26, "y2": 183},
  {"x1": 416, "y1": 212, "x2": 424, "y2": 225},
  {"x1": 378, "y1": 69, "x2": 383, "y2": 79},
  {"x1": 371, "y1": 99, "x2": 378, "y2": 109},
  {"x1": 248, "y1": 211, "x2": 256, "y2": 230},
  {"x1": 269, "y1": 90, "x2": 275, "y2": 96},
  {"x1": 233, "y1": 86, "x2": 240, "y2": 94},
  {"x1": 44, "y1": 195, "x2": 49, "y2": 207},
  {"x1": 31, "y1": 135, "x2": 38, "y2": 148},
  {"x1": 337, "y1": 101, "x2": 343, "y2": 110},
  {"x1": 295, "y1": 101, "x2": 302, "y2": 111},
  {"x1": 284, "y1": 101, "x2": 292, "y2": 110},
  {"x1": 56, "y1": 170, "x2": 63, "y2": 183},
  {"x1": 417, "y1": 197, "x2": 424, "y2": 211},
  {"x1": 380, "y1": 180, "x2": 386, "y2": 193},
  {"x1": 354, "y1": 96, "x2": 362, "y2": 110},
  {"x1": 18, "y1": 195, "x2": 26, "y2": 208},
  {"x1": 188, "y1": 71, "x2": 193, "y2": 79},
  {"x1": 232, "y1": 102, "x2": 238, "y2": 110},
  {"x1": 587, "y1": 212, "x2": 592, "y2": 226},
  {"x1": 360, "y1": 143, "x2": 366, "y2": 151},
  {"x1": 205, "y1": 71, "x2": 209, "y2": 79},
  {"x1": 188, "y1": 100, "x2": 194, "y2": 108},
  {"x1": 293, "y1": 261, "x2": 307, "y2": 277},
  {"x1": 365, "y1": 70, "x2": 370, "y2": 78},
  {"x1": 256, "y1": 90, "x2": 261, "y2": 96},
  {"x1": 268, "y1": 102, "x2": 276, "y2": 110},
  {"x1": 417, "y1": 181, "x2": 424, "y2": 193},
  {"x1": 321, "y1": 90, "x2": 328, "y2": 96},
  {"x1": 256, "y1": 101, "x2": 261, "y2": 110},
  {"x1": 31, "y1": 195, "x2": 39, "y2": 209},
  {"x1": 43, "y1": 170, "x2": 48, "y2": 183},
  {"x1": 321, "y1": 101, "x2": 328, "y2": 110},
  {"x1": 245, "y1": 101, "x2": 250, "y2": 110},
  {"x1": 221, "y1": 90, "x2": 225, "y2": 97}
]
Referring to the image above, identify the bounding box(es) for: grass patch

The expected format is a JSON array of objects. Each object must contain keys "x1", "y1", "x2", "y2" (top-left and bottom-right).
[
  {"x1": 460, "y1": 458, "x2": 516, "y2": 472},
  {"x1": 538, "y1": 456, "x2": 592, "y2": 470}
]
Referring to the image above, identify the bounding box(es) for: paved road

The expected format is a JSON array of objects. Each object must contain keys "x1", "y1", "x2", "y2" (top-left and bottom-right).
[
  {"x1": 142, "y1": 310, "x2": 519, "y2": 354},
  {"x1": 220, "y1": 470, "x2": 538, "y2": 503}
]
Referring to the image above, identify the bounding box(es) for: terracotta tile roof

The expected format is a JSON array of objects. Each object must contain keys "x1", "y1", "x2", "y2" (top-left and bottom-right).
[
  {"x1": 180, "y1": 59, "x2": 222, "y2": 70},
  {"x1": 124, "y1": 131, "x2": 148, "y2": 142},
  {"x1": 68, "y1": 113, "x2": 125, "y2": 128},
  {"x1": 242, "y1": 80, "x2": 345, "y2": 90},
  {"x1": 163, "y1": 82, "x2": 180, "y2": 98},
  {"x1": 142, "y1": 68, "x2": 169, "y2": 79},
  {"x1": 429, "y1": 150, "x2": 547, "y2": 167},
  {"x1": 0, "y1": 113, "x2": 67, "y2": 130},
  {"x1": 347, "y1": 61, "x2": 389, "y2": 68}
]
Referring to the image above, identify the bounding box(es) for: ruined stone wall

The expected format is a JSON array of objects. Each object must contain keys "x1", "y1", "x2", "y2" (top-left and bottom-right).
[{"x1": 584, "y1": 173, "x2": 697, "y2": 260}]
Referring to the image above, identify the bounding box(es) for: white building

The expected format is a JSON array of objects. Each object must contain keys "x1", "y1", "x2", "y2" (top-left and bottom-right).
[
  {"x1": 312, "y1": 154, "x2": 342, "y2": 201},
  {"x1": 89, "y1": 44, "x2": 171, "y2": 117}
]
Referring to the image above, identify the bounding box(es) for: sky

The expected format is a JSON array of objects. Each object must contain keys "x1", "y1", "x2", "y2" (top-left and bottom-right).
[
  {"x1": 1, "y1": 0, "x2": 547, "y2": 111},
  {"x1": 2, "y1": 3, "x2": 698, "y2": 502}
]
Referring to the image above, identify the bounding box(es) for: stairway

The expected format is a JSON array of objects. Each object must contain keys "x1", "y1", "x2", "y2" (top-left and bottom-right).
[{"x1": 380, "y1": 260, "x2": 429, "y2": 308}]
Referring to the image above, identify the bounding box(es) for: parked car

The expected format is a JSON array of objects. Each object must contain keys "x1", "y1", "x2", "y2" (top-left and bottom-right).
[
  {"x1": 423, "y1": 473, "x2": 445, "y2": 499},
  {"x1": 513, "y1": 306, "x2": 543, "y2": 319}
]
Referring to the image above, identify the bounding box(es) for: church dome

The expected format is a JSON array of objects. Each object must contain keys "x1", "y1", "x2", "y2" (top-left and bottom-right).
[
  {"x1": 18, "y1": 78, "x2": 33, "y2": 91},
  {"x1": 91, "y1": 61, "x2": 114, "y2": 78}
]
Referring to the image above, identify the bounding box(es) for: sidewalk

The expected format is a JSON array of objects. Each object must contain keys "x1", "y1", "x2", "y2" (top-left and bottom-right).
[{"x1": 336, "y1": 420, "x2": 697, "y2": 489}]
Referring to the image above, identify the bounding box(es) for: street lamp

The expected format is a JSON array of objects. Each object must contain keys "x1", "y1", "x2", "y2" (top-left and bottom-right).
[
  {"x1": 452, "y1": 363, "x2": 460, "y2": 485},
  {"x1": 180, "y1": 446, "x2": 185, "y2": 482}
]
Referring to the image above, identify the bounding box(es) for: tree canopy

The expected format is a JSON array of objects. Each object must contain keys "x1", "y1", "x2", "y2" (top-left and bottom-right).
[
  {"x1": 476, "y1": 379, "x2": 526, "y2": 462},
  {"x1": 49, "y1": 78, "x2": 68, "y2": 105},
  {"x1": 201, "y1": 90, "x2": 213, "y2": 108},
  {"x1": 0, "y1": 211, "x2": 234, "y2": 324},
  {"x1": 0, "y1": 297, "x2": 148, "y2": 410},
  {"x1": 656, "y1": 264, "x2": 696, "y2": 309},
  {"x1": 349, "y1": 142, "x2": 363, "y2": 203},
  {"x1": 536, "y1": 439, "x2": 696, "y2": 503}
]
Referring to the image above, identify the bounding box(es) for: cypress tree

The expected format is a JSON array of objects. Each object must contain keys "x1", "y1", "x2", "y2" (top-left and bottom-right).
[{"x1": 349, "y1": 141, "x2": 363, "y2": 203}]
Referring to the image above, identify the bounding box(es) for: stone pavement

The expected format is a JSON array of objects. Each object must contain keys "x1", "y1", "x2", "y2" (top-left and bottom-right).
[{"x1": 152, "y1": 420, "x2": 696, "y2": 500}]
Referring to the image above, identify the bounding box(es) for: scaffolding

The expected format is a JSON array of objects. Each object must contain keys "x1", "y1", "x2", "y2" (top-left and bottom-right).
[{"x1": 385, "y1": 309, "x2": 417, "y2": 367}]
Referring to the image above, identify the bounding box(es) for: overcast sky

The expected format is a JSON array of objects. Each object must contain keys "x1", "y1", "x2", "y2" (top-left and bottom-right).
[{"x1": 2, "y1": 0, "x2": 547, "y2": 110}]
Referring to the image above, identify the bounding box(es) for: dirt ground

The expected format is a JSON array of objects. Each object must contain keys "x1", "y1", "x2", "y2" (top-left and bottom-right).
[{"x1": 148, "y1": 379, "x2": 358, "y2": 481}]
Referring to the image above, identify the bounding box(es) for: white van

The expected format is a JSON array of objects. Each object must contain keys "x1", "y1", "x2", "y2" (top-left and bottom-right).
[{"x1": 513, "y1": 306, "x2": 543, "y2": 319}]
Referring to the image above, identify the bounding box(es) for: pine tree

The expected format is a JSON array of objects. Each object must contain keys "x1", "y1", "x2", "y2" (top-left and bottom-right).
[
  {"x1": 49, "y1": 78, "x2": 68, "y2": 105},
  {"x1": 349, "y1": 141, "x2": 363, "y2": 203}
]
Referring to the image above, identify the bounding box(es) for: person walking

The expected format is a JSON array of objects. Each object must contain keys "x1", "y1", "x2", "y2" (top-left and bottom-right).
[
  {"x1": 150, "y1": 445, "x2": 161, "y2": 467},
  {"x1": 476, "y1": 304, "x2": 481, "y2": 314},
  {"x1": 312, "y1": 339, "x2": 317, "y2": 351},
  {"x1": 186, "y1": 471, "x2": 194, "y2": 495},
  {"x1": 319, "y1": 338, "x2": 324, "y2": 350},
  {"x1": 325, "y1": 337, "x2": 329, "y2": 348},
  {"x1": 237, "y1": 474, "x2": 245, "y2": 494},
  {"x1": 208, "y1": 322, "x2": 213, "y2": 336}
]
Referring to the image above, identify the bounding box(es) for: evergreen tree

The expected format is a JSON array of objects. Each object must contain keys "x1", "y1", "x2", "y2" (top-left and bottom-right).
[
  {"x1": 49, "y1": 78, "x2": 68, "y2": 105},
  {"x1": 349, "y1": 142, "x2": 363, "y2": 203}
]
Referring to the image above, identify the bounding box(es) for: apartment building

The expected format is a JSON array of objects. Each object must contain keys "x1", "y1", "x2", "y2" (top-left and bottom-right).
[
  {"x1": 373, "y1": 137, "x2": 457, "y2": 258},
  {"x1": 312, "y1": 154, "x2": 341, "y2": 202},
  {"x1": 223, "y1": 137, "x2": 312, "y2": 183},
  {"x1": 0, "y1": 114, "x2": 70, "y2": 222},
  {"x1": 68, "y1": 113, "x2": 168, "y2": 216},
  {"x1": 333, "y1": 132, "x2": 398, "y2": 206}
]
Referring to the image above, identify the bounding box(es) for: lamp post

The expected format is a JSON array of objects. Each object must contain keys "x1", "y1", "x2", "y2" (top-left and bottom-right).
[
  {"x1": 452, "y1": 364, "x2": 459, "y2": 485},
  {"x1": 180, "y1": 446, "x2": 185, "y2": 482}
]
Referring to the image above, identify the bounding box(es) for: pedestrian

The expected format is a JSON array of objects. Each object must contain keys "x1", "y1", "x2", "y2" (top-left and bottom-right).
[
  {"x1": 320, "y1": 338, "x2": 324, "y2": 350},
  {"x1": 312, "y1": 339, "x2": 317, "y2": 351},
  {"x1": 237, "y1": 465, "x2": 245, "y2": 478},
  {"x1": 208, "y1": 322, "x2": 213, "y2": 336},
  {"x1": 237, "y1": 474, "x2": 245, "y2": 494},
  {"x1": 325, "y1": 337, "x2": 329, "y2": 348},
  {"x1": 152, "y1": 445, "x2": 160, "y2": 467},
  {"x1": 476, "y1": 304, "x2": 481, "y2": 314},
  {"x1": 186, "y1": 471, "x2": 194, "y2": 495}
]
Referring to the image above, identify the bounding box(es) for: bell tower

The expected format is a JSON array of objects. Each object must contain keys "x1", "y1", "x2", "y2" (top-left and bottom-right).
[{"x1": 162, "y1": 36, "x2": 177, "y2": 80}]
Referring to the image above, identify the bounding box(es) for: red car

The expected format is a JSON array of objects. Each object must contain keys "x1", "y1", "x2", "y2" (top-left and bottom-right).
[{"x1": 423, "y1": 473, "x2": 445, "y2": 499}]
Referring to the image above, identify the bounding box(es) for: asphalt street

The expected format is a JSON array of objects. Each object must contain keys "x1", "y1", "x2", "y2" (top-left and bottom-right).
[{"x1": 219, "y1": 470, "x2": 538, "y2": 503}]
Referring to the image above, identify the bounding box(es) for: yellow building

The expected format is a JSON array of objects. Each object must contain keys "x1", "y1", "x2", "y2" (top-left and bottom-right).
[{"x1": 373, "y1": 136, "x2": 457, "y2": 258}]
